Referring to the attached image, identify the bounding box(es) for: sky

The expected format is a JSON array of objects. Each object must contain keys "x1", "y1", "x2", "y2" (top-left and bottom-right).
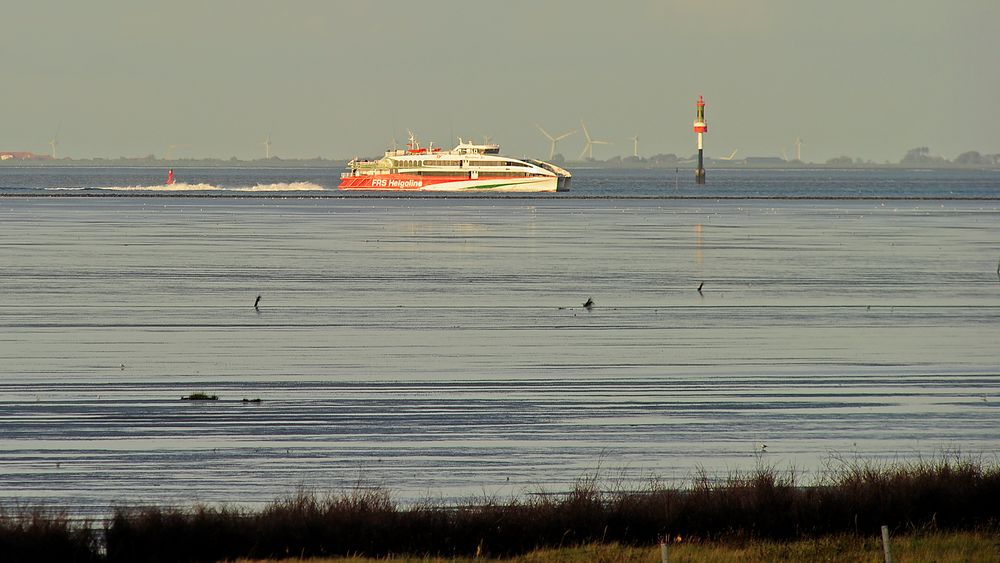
[{"x1": 2, "y1": 0, "x2": 998, "y2": 162}]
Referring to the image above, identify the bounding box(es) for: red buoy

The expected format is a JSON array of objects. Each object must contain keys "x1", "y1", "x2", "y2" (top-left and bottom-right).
[{"x1": 167, "y1": 169, "x2": 174, "y2": 185}]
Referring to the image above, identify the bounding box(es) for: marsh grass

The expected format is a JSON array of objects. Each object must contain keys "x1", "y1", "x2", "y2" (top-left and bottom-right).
[
  {"x1": 4, "y1": 456, "x2": 1000, "y2": 562},
  {"x1": 0, "y1": 507, "x2": 100, "y2": 563},
  {"x1": 234, "y1": 532, "x2": 1000, "y2": 562}
]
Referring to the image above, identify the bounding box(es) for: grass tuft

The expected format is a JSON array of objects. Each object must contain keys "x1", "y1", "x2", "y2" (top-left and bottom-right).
[
  {"x1": 0, "y1": 507, "x2": 100, "y2": 563},
  {"x1": 181, "y1": 392, "x2": 218, "y2": 400}
]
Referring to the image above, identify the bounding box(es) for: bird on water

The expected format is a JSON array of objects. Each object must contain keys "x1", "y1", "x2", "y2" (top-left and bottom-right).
[
  {"x1": 583, "y1": 297, "x2": 594, "y2": 310},
  {"x1": 254, "y1": 295, "x2": 261, "y2": 310},
  {"x1": 697, "y1": 281, "x2": 704, "y2": 294}
]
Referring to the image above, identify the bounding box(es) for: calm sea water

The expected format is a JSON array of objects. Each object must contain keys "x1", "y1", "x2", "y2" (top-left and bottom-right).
[
  {"x1": 0, "y1": 165, "x2": 999, "y2": 197},
  {"x1": 1, "y1": 167, "x2": 999, "y2": 517}
]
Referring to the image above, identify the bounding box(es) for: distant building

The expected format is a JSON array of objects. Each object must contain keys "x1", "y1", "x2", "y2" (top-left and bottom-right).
[{"x1": 0, "y1": 152, "x2": 50, "y2": 161}]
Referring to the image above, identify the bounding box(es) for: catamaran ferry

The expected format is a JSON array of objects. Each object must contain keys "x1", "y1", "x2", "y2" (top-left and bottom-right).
[{"x1": 339, "y1": 135, "x2": 571, "y2": 192}]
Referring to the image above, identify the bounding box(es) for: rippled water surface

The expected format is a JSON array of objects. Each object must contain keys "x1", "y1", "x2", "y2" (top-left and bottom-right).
[
  {"x1": 2, "y1": 187, "x2": 1000, "y2": 516},
  {"x1": 2, "y1": 165, "x2": 1000, "y2": 197}
]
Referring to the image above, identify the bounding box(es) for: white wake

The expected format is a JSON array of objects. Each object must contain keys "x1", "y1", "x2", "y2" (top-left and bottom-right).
[{"x1": 97, "y1": 182, "x2": 325, "y2": 192}]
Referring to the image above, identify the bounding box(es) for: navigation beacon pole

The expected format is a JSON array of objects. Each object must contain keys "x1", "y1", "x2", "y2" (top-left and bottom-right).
[{"x1": 693, "y1": 95, "x2": 708, "y2": 184}]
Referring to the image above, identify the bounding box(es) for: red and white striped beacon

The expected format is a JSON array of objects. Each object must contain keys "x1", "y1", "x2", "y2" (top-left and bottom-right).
[{"x1": 693, "y1": 95, "x2": 708, "y2": 184}]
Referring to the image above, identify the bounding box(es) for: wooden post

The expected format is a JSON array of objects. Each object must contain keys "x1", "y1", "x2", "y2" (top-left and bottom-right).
[
  {"x1": 881, "y1": 525, "x2": 893, "y2": 563},
  {"x1": 660, "y1": 539, "x2": 669, "y2": 563}
]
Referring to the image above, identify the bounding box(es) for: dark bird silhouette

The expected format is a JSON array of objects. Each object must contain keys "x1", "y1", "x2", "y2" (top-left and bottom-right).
[
  {"x1": 583, "y1": 297, "x2": 594, "y2": 309},
  {"x1": 697, "y1": 281, "x2": 704, "y2": 294},
  {"x1": 254, "y1": 295, "x2": 261, "y2": 310}
]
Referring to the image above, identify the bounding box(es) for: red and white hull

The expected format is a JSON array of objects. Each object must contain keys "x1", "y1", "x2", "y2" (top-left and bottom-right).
[
  {"x1": 339, "y1": 136, "x2": 571, "y2": 192},
  {"x1": 339, "y1": 174, "x2": 560, "y2": 192}
]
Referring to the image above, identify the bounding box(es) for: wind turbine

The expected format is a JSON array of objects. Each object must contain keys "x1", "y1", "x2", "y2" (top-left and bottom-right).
[
  {"x1": 49, "y1": 125, "x2": 60, "y2": 159},
  {"x1": 262, "y1": 132, "x2": 273, "y2": 159},
  {"x1": 579, "y1": 120, "x2": 611, "y2": 160},
  {"x1": 794, "y1": 137, "x2": 804, "y2": 161},
  {"x1": 535, "y1": 124, "x2": 575, "y2": 160},
  {"x1": 165, "y1": 144, "x2": 187, "y2": 160},
  {"x1": 628, "y1": 135, "x2": 639, "y2": 158}
]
